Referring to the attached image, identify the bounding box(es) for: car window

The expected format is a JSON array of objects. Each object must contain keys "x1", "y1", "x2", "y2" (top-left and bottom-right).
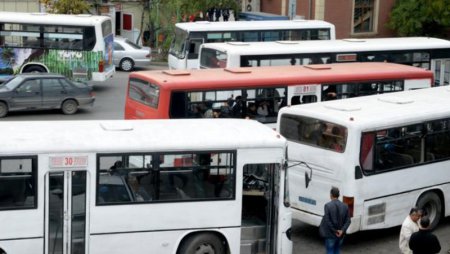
[
  {"x1": 4, "y1": 76, "x2": 25, "y2": 90},
  {"x1": 16, "y1": 80, "x2": 40, "y2": 93},
  {"x1": 60, "y1": 79, "x2": 77, "y2": 90},
  {"x1": 125, "y1": 39, "x2": 142, "y2": 49},
  {"x1": 42, "y1": 78, "x2": 64, "y2": 93},
  {"x1": 114, "y1": 42, "x2": 124, "y2": 51}
]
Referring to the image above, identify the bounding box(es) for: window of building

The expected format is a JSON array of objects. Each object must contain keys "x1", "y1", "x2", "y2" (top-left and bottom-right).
[{"x1": 353, "y1": 0, "x2": 376, "y2": 34}]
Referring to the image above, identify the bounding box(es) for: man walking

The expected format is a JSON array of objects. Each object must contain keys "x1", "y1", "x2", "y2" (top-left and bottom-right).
[
  {"x1": 409, "y1": 216, "x2": 441, "y2": 254},
  {"x1": 319, "y1": 187, "x2": 351, "y2": 254},
  {"x1": 399, "y1": 207, "x2": 422, "y2": 254}
]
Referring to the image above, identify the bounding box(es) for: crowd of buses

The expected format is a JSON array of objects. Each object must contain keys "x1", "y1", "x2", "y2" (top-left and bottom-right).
[{"x1": 1, "y1": 12, "x2": 450, "y2": 254}]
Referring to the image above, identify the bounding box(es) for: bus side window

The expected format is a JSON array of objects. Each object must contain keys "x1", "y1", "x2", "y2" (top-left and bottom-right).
[
  {"x1": 291, "y1": 96, "x2": 301, "y2": 105},
  {"x1": 169, "y1": 92, "x2": 188, "y2": 118},
  {"x1": 187, "y1": 39, "x2": 202, "y2": 59}
]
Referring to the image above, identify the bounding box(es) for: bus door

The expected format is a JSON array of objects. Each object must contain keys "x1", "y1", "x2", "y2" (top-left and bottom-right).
[
  {"x1": 431, "y1": 59, "x2": 450, "y2": 86},
  {"x1": 241, "y1": 164, "x2": 280, "y2": 254},
  {"x1": 45, "y1": 170, "x2": 89, "y2": 254},
  {"x1": 186, "y1": 37, "x2": 204, "y2": 69}
]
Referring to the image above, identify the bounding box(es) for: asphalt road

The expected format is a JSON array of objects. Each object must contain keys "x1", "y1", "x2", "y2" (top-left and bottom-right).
[{"x1": 2, "y1": 65, "x2": 450, "y2": 253}]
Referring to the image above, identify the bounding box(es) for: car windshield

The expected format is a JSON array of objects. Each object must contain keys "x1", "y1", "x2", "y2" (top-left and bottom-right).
[
  {"x1": 3, "y1": 76, "x2": 25, "y2": 90},
  {"x1": 125, "y1": 39, "x2": 142, "y2": 49}
]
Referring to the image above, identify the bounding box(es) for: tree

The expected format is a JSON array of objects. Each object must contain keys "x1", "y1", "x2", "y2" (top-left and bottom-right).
[
  {"x1": 387, "y1": 0, "x2": 450, "y2": 38},
  {"x1": 146, "y1": 0, "x2": 239, "y2": 51},
  {"x1": 40, "y1": 0, "x2": 91, "y2": 14}
]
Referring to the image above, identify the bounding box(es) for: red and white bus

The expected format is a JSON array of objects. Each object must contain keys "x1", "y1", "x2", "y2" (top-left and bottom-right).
[{"x1": 124, "y1": 62, "x2": 433, "y2": 127}]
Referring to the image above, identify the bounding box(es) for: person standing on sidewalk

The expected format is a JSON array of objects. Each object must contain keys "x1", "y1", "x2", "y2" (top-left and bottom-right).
[
  {"x1": 399, "y1": 207, "x2": 422, "y2": 254},
  {"x1": 319, "y1": 186, "x2": 351, "y2": 254},
  {"x1": 409, "y1": 216, "x2": 441, "y2": 254}
]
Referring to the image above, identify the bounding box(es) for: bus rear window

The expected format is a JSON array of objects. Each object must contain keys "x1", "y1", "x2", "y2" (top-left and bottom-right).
[
  {"x1": 200, "y1": 48, "x2": 227, "y2": 68},
  {"x1": 101, "y1": 20, "x2": 112, "y2": 37},
  {"x1": 128, "y1": 78, "x2": 159, "y2": 108},
  {"x1": 280, "y1": 114, "x2": 347, "y2": 153}
]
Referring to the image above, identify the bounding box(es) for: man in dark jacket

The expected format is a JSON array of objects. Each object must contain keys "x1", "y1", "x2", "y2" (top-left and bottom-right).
[
  {"x1": 409, "y1": 216, "x2": 441, "y2": 254},
  {"x1": 319, "y1": 187, "x2": 351, "y2": 254}
]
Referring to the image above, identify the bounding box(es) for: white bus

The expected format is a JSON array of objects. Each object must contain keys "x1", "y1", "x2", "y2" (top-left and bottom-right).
[
  {"x1": 199, "y1": 37, "x2": 450, "y2": 86},
  {"x1": 0, "y1": 119, "x2": 291, "y2": 254},
  {"x1": 168, "y1": 20, "x2": 336, "y2": 70},
  {"x1": 277, "y1": 86, "x2": 450, "y2": 233},
  {"x1": 0, "y1": 11, "x2": 115, "y2": 82}
]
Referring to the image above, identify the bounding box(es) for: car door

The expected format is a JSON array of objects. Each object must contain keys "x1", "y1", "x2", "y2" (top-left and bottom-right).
[
  {"x1": 10, "y1": 79, "x2": 42, "y2": 110},
  {"x1": 113, "y1": 41, "x2": 125, "y2": 66},
  {"x1": 42, "y1": 78, "x2": 66, "y2": 109}
]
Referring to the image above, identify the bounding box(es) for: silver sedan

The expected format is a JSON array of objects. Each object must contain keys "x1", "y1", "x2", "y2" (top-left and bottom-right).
[{"x1": 113, "y1": 37, "x2": 152, "y2": 71}]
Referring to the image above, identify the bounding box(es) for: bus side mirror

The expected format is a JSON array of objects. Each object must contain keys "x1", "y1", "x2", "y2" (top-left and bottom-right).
[{"x1": 354, "y1": 166, "x2": 362, "y2": 180}]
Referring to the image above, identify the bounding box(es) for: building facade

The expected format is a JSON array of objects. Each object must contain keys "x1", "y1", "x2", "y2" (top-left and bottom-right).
[
  {"x1": 261, "y1": 0, "x2": 396, "y2": 38},
  {"x1": 1, "y1": 0, "x2": 397, "y2": 40}
]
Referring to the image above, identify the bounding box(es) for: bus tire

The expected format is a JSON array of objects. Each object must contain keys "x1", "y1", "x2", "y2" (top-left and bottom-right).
[
  {"x1": 0, "y1": 102, "x2": 8, "y2": 118},
  {"x1": 23, "y1": 65, "x2": 46, "y2": 73},
  {"x1": 178, "y1": 233, "x2": 225, "y2": 254},
  {"x1": 120, "y1": 58, "x2": 134, "y2": 72},
  {"x1": 416, "y1": 191, "x2": 442, "y2": 230},
  {"x1": 61, "y1": 99, "x2": 78, "y2": 115}
]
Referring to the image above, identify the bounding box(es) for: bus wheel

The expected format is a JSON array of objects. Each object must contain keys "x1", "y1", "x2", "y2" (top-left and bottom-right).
[
  {"x1": 416, "y1": 191, "x2": 442, "y2": 230},
  {"x1": 178, "y1": 233, "x2": 225, "y2": 254},
  {"x1": 0, "y1": 102, "x2": 8, "y2": 118},
  {"x1": 23, "y1": 66, "x2": 46, "y2": 73},
  {"x1": 61, "y1": 99, "x2": 78, "y2": 115},
  {"x1": 120, "y1": 58, "x2": 134, "y2": 72}
]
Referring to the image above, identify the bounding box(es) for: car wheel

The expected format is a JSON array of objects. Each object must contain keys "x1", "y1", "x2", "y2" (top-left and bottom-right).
[
  {"x1": 0, "y1": 102, "x2": 8, "y2": 118},
  {"x1": 120, "y1": 58, "x2": 134, "y2": 71},
  {"x1": 23, "y1": 66, "x2": 47, "y2": 73},
  {"x1": 178, "y1": 233, "x2": 225, "y2": 254},
  {"x1": 61, "y1": 99, "x2": 79, "y2": 115},
  {"x1": 416, "y1": 191, "x2": 442, "y2": 230}
]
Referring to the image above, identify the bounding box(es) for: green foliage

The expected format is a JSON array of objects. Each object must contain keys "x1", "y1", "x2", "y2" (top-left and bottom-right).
[
  {"x1": 388, "y1": 0, "x2": 450, "y2": 37},
  {"x1": 40, "y1": 0, "x2": 91, "y2": 14}
]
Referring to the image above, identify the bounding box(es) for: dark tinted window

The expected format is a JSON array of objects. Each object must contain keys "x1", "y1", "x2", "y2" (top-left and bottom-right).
[
  {"x1": 42, "y1": 78, "x2": 64, "y2": 92},
  {"x1": 0, "y1": 157, "x2": 37, "y2": 210}
]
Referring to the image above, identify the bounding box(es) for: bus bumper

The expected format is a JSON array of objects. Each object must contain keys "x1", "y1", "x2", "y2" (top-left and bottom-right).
[{"x1": 92, "y1": 67, "x2": 115, "y2": 82}]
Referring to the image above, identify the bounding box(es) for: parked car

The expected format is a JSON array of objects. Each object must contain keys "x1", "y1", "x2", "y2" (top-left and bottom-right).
[
  {"x1": 113, "y1": 37, "x2": 151, "y2": 71},
  {"x1": 0, "y1": 73, "x2": 95, "y2": 118}
]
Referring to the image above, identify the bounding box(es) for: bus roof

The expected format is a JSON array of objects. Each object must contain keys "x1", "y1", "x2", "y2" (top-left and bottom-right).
[
  {"x1": 279, "y1": 86, "x2": 450, "y2": 131},
  {"x1": 130, "y1": 62, "x2": 433, "y2": 90},
  {"x1": 201, "y1": 37, "x2": 450, "y2": 55},
  {"x1": 0, "y1": 119, "x2": 285, "y2": 154},
  {"x1": 0, "y1": 11, "x2": 110, "y2": 26},
  {"x1": 175, "y1": 20, "x2": 335, "y2": 32}
]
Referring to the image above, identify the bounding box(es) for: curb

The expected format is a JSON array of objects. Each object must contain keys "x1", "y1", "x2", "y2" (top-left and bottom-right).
[{"x1": 151, "y1": 61, "x2": 168, "y2": 67}]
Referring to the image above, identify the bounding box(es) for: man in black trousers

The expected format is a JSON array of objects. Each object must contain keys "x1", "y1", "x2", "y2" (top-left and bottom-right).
[{"x1": 409, "y1": 216, "x2": 441, "y2": 254}]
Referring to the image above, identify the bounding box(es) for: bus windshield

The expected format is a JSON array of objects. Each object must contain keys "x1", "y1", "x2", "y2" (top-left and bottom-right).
[
  {"x1": 169, "y1": 28, "x2": 188, "y2": 59},
  {"x1": 280, "y1": 114, "x2": 347, "y2": 153}
]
